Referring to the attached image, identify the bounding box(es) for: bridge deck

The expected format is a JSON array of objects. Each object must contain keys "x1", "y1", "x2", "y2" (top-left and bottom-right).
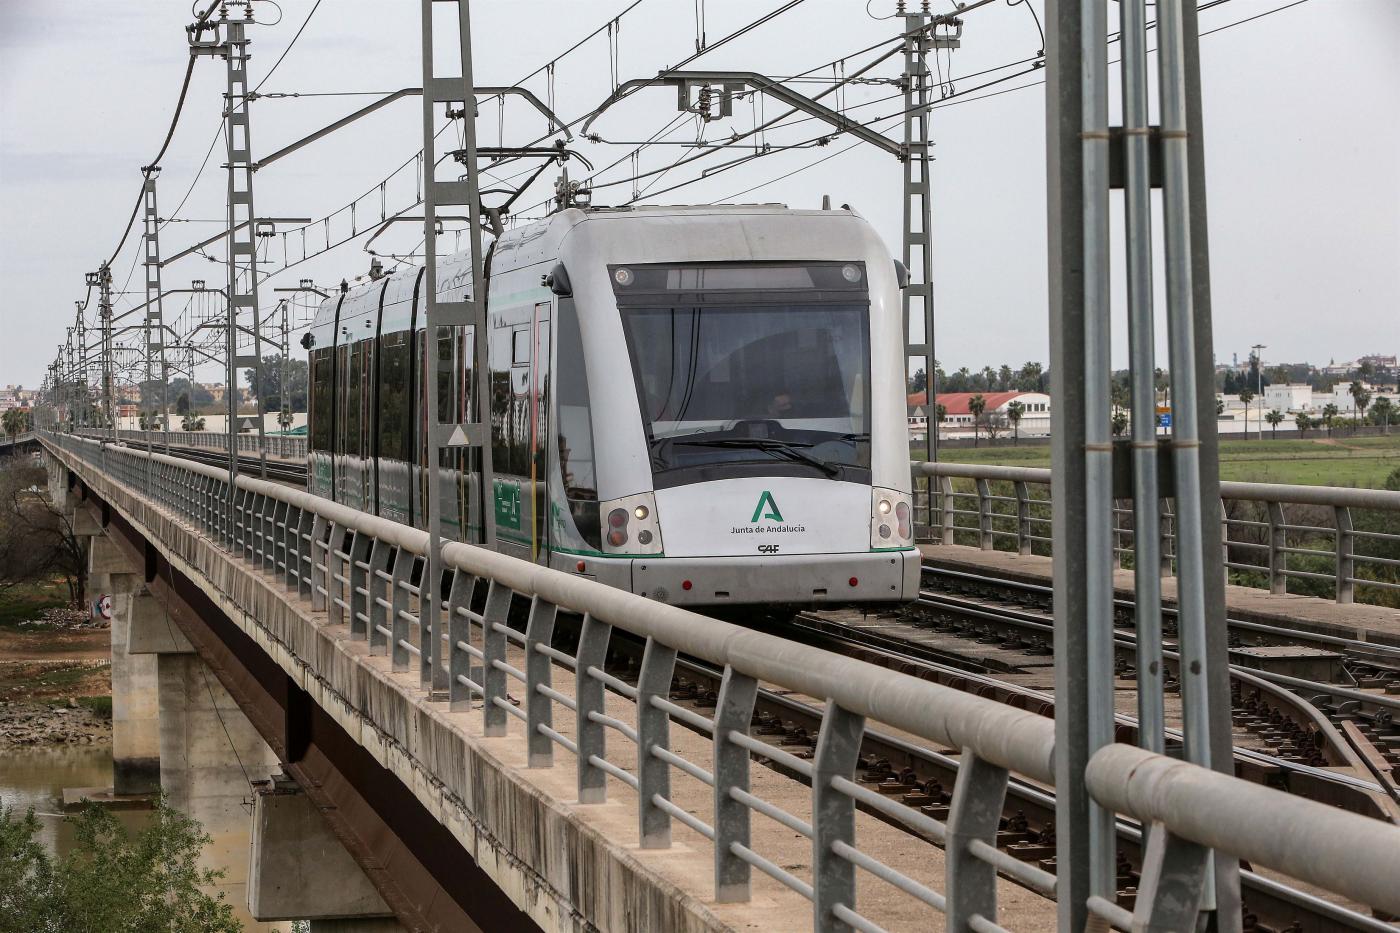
[
  {"x1": 920, "y1": 543, "x2": 1400, "y2": 646},
  {"x1": 70, "y1": 437, "x2": 1059, "y2": 930}
]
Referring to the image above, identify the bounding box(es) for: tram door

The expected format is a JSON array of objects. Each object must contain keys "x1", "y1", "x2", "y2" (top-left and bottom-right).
[
  {"x1": 529, "y1": 303, "x2": 551, "y2": 563},
  {"x1": 490, "y1": 300, "x2": 551, "y2": 562}
]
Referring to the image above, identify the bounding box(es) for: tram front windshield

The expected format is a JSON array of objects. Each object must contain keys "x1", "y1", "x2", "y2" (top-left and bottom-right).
[{"x1": 613, "y1": 262, "x2": 872, "y2": 486}]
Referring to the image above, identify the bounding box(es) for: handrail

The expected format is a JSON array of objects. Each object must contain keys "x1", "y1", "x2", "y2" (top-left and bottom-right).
[
  {"x1": 42, "y1": 430, "x2": 1400, "y2": 928},
  {"x1": 1086, "y1": 743, "x2": 1400, "y2": 916}
]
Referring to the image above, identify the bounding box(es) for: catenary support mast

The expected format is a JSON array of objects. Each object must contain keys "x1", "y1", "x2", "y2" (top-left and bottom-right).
[{"x1": 421, "y1": 0, "x2": 495, "y2": 696}]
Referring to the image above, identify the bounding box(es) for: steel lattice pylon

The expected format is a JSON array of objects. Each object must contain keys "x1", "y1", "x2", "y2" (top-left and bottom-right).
[
  {"x1": 420, "y1": 0, "x2": 495, "y2": 697},
  {"x1": 902, "y1": 10, "x2": 936, "y2": 472},
  {"x1": 142, "y1": 173, "x2": 171, "y2": 449}
]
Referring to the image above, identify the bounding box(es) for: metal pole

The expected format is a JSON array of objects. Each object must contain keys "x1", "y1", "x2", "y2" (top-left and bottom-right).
[
  {"x1": 78, "y1": 307, "x2": 90, "y2": 429},
  {"x1": 1078, "y1": 0, "x2": 1117, "y2": 903},
  {"x1": 1182, "y1": 0, "x2": 1243, "y2": 922},
  {"x1": 421, "y1": 0, "x2": 495, "y2": 696},
  {"x1": 191, "y1": 7, "x2": 266, "y2": 536},
  {"x1": 142, "y1": 171, "x2": 171, "y2": 454},
  {"x1": 280, "y1": 299, "x2": 290, "y2": 432},
  {"x1": 1118, "y1": 0, "x2": 1165, "y2": 756},
  {"x1": 98, "y1": 264, "x2": 115, "y2": 429},
  {"x1": 902, "y1": 9, "x2": 937, "y2": 483},
  {"x1": 1044, "y1": 1, "x2": 1094, "y2": 926}
]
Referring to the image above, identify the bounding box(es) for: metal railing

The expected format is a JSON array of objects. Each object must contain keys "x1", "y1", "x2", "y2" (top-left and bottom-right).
[
  {"x1": 46, "y1": 431, "x2": 1400, "y2": 929},
  {"x1": 78, "y1": 427, "x2": 308, "y2": 460},
  {"x1": 915, "y1": 460, "x2": 1400, "y2": 605}
]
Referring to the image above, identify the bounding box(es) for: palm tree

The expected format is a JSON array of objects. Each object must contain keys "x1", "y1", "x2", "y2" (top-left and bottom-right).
[
  {"x1": 1295, "y1": 412, "x2": 1312, "y2": 438},
  {"x1": 1215, "y1": 396, "x2": 1225, "y2": 417},
  {"x1": 968, "y1": 394, "x2": 986, "y2": 447},
  {"x1": 2, "y1": 407, "x2": 30, "y2": 442},
  {"x1": 1371, "y1": 396, "x2": 1394, "y2": 434},
  {"x1": 1265, "y1": 409, "x2": 1285, "y2": 439},
  {"x1": 1349, "y1": 380, "x2": 1371, "y2": 423},
  {"x1": 1322, "y1": 403, "x2": 1338, "y2": 438},
  {"x1": 934, "y1": 403, "x2": 947, "y2": 439},
  {"x1": 1238, "y1": 389, "x2": 1254, "y2": 439},
  {"x1": 1006, "y1": 400, "x2": 1025, "y2": 445}
]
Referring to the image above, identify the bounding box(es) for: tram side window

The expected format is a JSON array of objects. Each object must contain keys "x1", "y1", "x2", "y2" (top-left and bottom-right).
[
  {"x1": 378, "y1": 331, "x2": 410, "y2": 462},
  {"x1": 555, "y1": 300, "x2": 600, "y2": 549},
  {"x1": 335, "y1": 343, "x2": 351, "y2": 454},
  {"x1": 311, "y1": 350, "x2": 332, "y2": 451},
  {"x1": 346, "y1": 342, "x2": 362, "y2": 457},
  {"x1": 436, "y1": 328, "x2": 455, "y2": 424}
]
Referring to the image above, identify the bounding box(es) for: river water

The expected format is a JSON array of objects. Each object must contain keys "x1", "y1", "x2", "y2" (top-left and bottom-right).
[
  {"x1": 0, "y1": 745, "x2": 148, "y2": 853},
  {"x1": 1, "y1": 745, "x2": 289, "y2": 930}
]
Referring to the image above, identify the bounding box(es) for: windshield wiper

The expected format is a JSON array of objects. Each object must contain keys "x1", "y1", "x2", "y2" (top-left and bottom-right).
[{"x1": 674, "y1": 437, "x2": 841, "y2": 477}]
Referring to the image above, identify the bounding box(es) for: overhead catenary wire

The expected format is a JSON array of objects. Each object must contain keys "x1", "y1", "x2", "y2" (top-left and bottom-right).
[{"x1": 251, "y1": 0, "x2": 322, "y2": 94}]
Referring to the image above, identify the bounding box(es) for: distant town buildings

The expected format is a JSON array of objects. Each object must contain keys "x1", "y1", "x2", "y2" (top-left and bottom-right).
[
  {"x1": 906, "y1": 390, "x2": 1052, "y2": 439},
  {"x1": 0, "y1": 384, "x2": 37, "y2": 411}
]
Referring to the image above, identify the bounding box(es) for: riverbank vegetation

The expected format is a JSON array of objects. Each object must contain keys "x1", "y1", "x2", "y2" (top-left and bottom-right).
[{"x1": 0, "y1": 799, "x2": 241, "y2": 932}]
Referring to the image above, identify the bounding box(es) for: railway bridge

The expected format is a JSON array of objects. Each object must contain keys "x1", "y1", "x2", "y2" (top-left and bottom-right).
[{"x1": 35, "y1": 429, "x2": 1400, "y2": 932}]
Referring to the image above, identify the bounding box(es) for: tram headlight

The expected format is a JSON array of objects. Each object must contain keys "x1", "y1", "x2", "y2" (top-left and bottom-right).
[
  {"x1": 600, "y1": 492, "x2": 663, "y2": 555},
  {"x1": 871, "y1": 488, "x2": 914, "y2": 549}
]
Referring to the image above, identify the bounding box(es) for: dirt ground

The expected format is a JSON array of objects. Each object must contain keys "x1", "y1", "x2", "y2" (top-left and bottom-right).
[{"x1": 0, "y1": 581, "x2": 113, "y2": 746}]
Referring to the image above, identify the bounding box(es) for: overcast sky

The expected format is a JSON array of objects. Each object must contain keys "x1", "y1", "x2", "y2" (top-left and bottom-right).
[{"x1": 1, "y1": 0, "x2": 1396, "y2": 390}]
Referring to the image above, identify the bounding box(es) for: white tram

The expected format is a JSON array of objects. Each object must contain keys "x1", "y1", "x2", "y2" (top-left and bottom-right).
[{"x1": 306, "y1": 204, "x2": 919, "y2": 609}]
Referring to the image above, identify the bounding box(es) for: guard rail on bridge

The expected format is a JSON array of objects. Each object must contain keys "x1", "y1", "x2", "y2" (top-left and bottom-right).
[
  {"x1": 46, "y1": 430, "x2": 1400, "y2": 930},
  {"x1": 915, "y1": 460, "x2": 1400, "y2": 606},
  {"x1": 79, "y1": 427, "x2": 308, "y2": 459}
]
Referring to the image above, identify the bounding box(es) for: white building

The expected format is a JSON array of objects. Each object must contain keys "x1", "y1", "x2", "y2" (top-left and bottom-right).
[
  {"x1": 1263, "y1": 383, "x2": 1312, "y2": 413},
  {"x1": 906, "y1": 391, "x2": 1052, "y2": 438}
]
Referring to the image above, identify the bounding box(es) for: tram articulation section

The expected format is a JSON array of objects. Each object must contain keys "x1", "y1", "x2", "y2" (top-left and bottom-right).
[{"x1": 39, "y1": 430, "x2": 1400, "y2": 930}]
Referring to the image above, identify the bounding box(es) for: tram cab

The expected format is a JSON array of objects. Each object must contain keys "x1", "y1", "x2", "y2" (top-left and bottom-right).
[{"x1": 307, "y1": 204, "x2": 920, "y2": 609}]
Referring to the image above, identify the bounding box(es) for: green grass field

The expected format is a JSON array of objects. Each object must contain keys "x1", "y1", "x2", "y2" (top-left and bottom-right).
[{"x1": 937, "y1": 433, "x2": 1400, "y2": 489}]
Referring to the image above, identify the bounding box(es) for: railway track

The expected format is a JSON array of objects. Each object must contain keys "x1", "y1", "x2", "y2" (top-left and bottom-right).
[
  {"x1": 121, "y1": 440, "x2": 309, "y2": 487},
  {"x1": 919, "y1": 565, "x2": 1400, "y2": 808}
]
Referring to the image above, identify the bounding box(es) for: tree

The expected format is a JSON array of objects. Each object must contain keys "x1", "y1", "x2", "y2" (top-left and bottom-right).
[
  {"x1": 1322, "y1": 403, "x2": 1338, "y2": 438},
  {"x1": 985, "y1": 411, "x2": 1007, "y2": 440},
  {"x1": 1215, "y1": 397, "x2": 1225, "y2": 417},
  {"x1": 1006, "y1": 400, "x2": 1025, "y2": 445},
  {"x1": 244, "y1": 354, "x2": 309, "y2": 413},
  {"x1": 934, "y1": 403, "x2": 947, "y2": 438},
  {"x1": 180, "y1": 414, "x2": 206, "y2": 432},
  {"x1": 908, "y1": 367, "x2": 927, "y2": 394},
  {"x1": 1238, "y1": 389, "x2": 1254, "y2": 439},
  {"x1": 1295, "y1": 411, "x2": 1312, "y2": 438},
  {"x1": 1372, "y1": 396, "x2": 1394, "y2": 433},
  {"x1": 1111, "y1": 409, "x2": 1129, "y2": 436},
  {"x1": 0, "y1": 462, "x2": 87, "y2": 605},
  {"x1": 1349, "y1": 380, "x2": 1371, "y2": 422},
  {"x1": 1, "y1": 800, "x2": 241, "y2": 932},
  {"x1": 2, "y1": 407, "x2": 31, "y2": 442},
  {"x1": 968, "y1": 394, "x2": 986, "y2": 447},
  {"x1": 1265, "y1": 408, "x2": 1284, "y2": 439},
  {"x1": 1016, "y1": 361, "x2": 1044, "y2": 392},
  {"x1": 998, "y1": 364, "x2": 1014, "y2": 391}
]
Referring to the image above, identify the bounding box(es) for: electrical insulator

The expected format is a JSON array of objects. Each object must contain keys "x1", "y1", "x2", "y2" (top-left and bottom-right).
[{"x1": 697, "y1": 85, "x2": 713, "y2": 121}]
